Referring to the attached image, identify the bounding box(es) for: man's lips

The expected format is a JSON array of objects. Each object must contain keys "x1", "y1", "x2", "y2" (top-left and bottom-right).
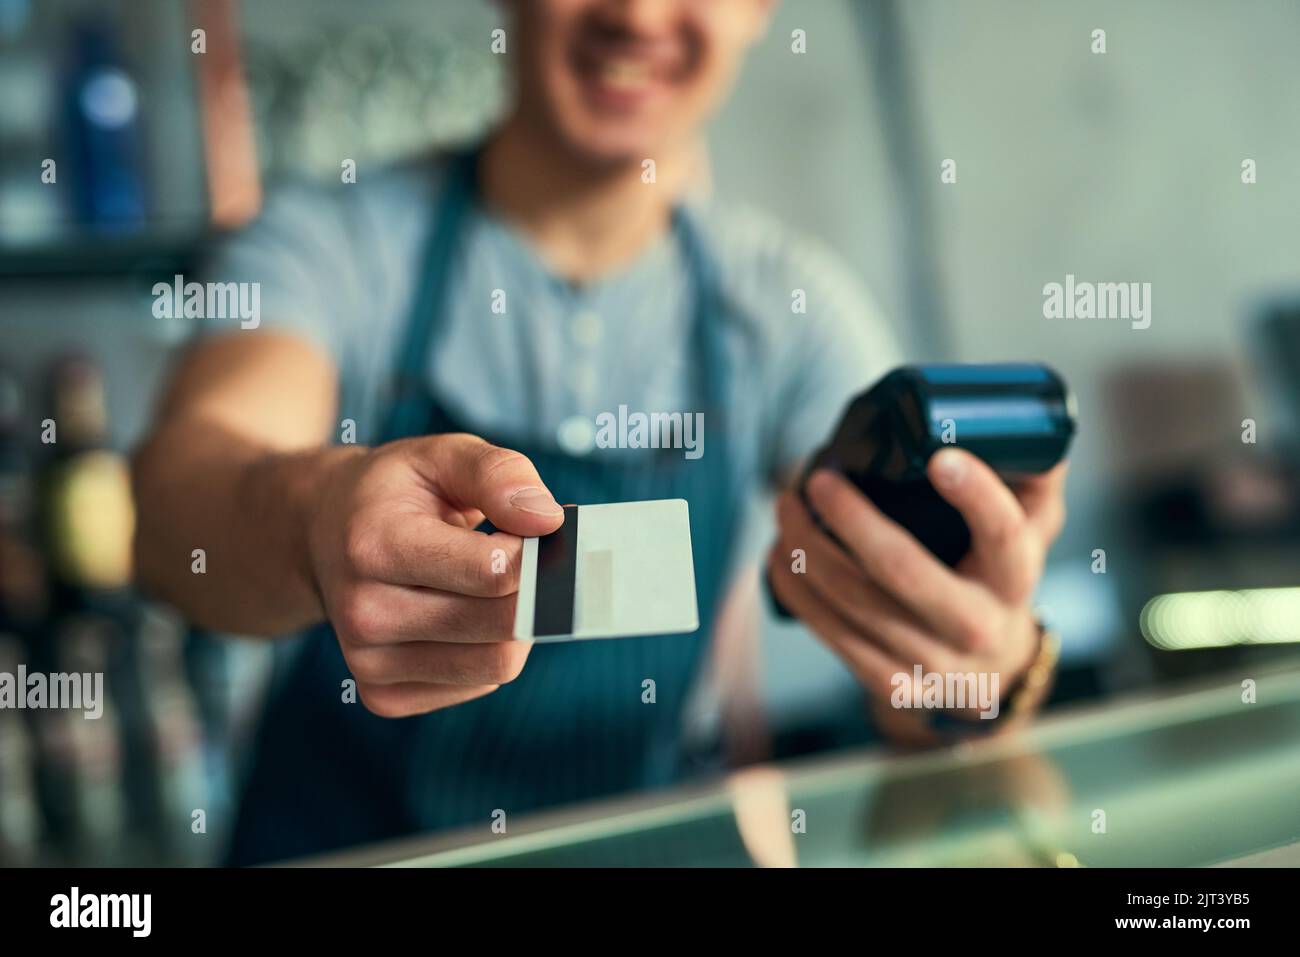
[
  {"x1": 596, "y1": 57, "x2": 656, "y2": 92},
  {"x1": 570, "y1": 38, "x2": 689, "y2": 107}
]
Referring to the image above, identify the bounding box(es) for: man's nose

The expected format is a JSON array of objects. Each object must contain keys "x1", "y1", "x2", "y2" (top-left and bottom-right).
[{"x1": 598, "y1": 0, "x2": 681, "y2": 38}]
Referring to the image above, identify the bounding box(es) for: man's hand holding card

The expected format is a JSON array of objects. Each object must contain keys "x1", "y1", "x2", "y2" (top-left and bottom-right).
[
  {"x1": 304, "y1": 432, "x2": 700, "y2": 719},
  {"x1": 304, "y1": 433, "x2": 566, "y2": 718}
]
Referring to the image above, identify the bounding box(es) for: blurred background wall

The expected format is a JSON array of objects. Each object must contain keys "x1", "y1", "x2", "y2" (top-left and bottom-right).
[{"x1": 3, "y1": 0, "x2": 1300, "y2": 864}]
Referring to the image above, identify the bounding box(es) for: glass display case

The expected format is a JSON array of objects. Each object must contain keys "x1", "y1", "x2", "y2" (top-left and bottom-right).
[{"x1": 307, "y1": 663, "x2": 1300, "y2": 867}]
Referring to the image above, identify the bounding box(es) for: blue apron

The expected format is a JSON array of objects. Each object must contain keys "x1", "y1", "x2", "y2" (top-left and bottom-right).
[{"x1": 227, "y1": 153, "x2": 748, "y2": 864}]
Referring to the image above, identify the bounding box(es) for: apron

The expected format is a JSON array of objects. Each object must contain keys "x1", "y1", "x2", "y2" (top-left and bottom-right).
[{"x1": 226, "y1": 152, "x2": 749, "y2": 865}]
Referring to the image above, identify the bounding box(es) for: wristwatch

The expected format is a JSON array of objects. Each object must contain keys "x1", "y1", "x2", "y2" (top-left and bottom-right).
[{"x1": 926, "y1": 618, "x2": 1060, "y2": 737}]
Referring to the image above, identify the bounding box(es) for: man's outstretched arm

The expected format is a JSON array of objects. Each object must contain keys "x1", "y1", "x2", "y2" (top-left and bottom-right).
[
  {"x1": 132, "y1": 332, "x2": 348, "y2": 636},
  {"x1": 133, "y1": 331, "x2": 568, "y2": 717}
]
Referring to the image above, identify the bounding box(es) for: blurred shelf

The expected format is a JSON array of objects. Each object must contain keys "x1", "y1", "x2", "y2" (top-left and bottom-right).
[{"x1": 0, "y1": 229, "x2": 208, "y2": 279}]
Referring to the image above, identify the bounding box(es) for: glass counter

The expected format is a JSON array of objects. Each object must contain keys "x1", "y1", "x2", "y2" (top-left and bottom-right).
[{"x1": 301, "y1": 664, "x2": 1300, "y2": 868}]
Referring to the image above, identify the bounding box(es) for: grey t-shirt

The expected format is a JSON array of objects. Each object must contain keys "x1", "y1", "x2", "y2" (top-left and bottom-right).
[{"x1": 204, "y1": 154, "x2": 901, "y2": 505}]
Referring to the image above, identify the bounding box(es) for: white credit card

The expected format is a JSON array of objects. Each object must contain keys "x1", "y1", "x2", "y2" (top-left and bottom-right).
[{"x1": 513, "y1": 499, "x2": 699, "y2": 642}]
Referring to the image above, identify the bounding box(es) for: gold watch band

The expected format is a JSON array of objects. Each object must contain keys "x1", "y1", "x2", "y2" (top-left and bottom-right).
[{"x1": 1006, "y1": 621, "x2": 1061, "y2": 719}]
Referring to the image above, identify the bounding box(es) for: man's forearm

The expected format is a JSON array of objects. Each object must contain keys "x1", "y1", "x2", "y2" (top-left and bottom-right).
[{"x1": 132, "y1": 419, "x2": 358, "y2": 636}]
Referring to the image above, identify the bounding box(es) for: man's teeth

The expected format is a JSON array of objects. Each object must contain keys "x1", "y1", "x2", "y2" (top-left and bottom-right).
[{"x1": 599, "y1": 59, "x2": 652, "y2": 90}]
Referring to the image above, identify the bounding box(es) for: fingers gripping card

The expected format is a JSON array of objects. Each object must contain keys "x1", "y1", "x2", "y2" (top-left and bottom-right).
[{"x1": 513, "y1": 499, "x2": 699, "y2": 642}]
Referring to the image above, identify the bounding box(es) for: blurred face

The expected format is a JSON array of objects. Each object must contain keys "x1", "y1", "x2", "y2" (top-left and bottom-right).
[{"x1": 507, "y1": 0, "x2": 774, "y2": 165}]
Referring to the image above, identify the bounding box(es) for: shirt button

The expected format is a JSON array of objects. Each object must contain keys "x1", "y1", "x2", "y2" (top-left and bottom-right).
[
  {"x1": 557, "y1": 415, "x2": 596, "y2": 455},
  {"x1": 571, "y1": 310, "x2": 603, "y2": 347}
]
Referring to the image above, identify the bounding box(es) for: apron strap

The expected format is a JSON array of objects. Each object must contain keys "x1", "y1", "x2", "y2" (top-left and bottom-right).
[
  {"x1": 672, "y1": 203, "x2": 731, "y2": 426},
  {"x1": 381, "y1": 151, "x2": 479, "y2": 443}
]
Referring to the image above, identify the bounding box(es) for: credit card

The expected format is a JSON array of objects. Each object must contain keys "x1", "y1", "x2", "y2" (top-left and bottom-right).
[{"x1": 513, "y1": 499, "x2": 699, "y2": 642}]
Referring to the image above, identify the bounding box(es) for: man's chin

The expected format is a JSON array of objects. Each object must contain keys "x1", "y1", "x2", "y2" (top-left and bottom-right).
[{"x1": 553, "y1": 122, "x2": 668, "y2": 171}]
